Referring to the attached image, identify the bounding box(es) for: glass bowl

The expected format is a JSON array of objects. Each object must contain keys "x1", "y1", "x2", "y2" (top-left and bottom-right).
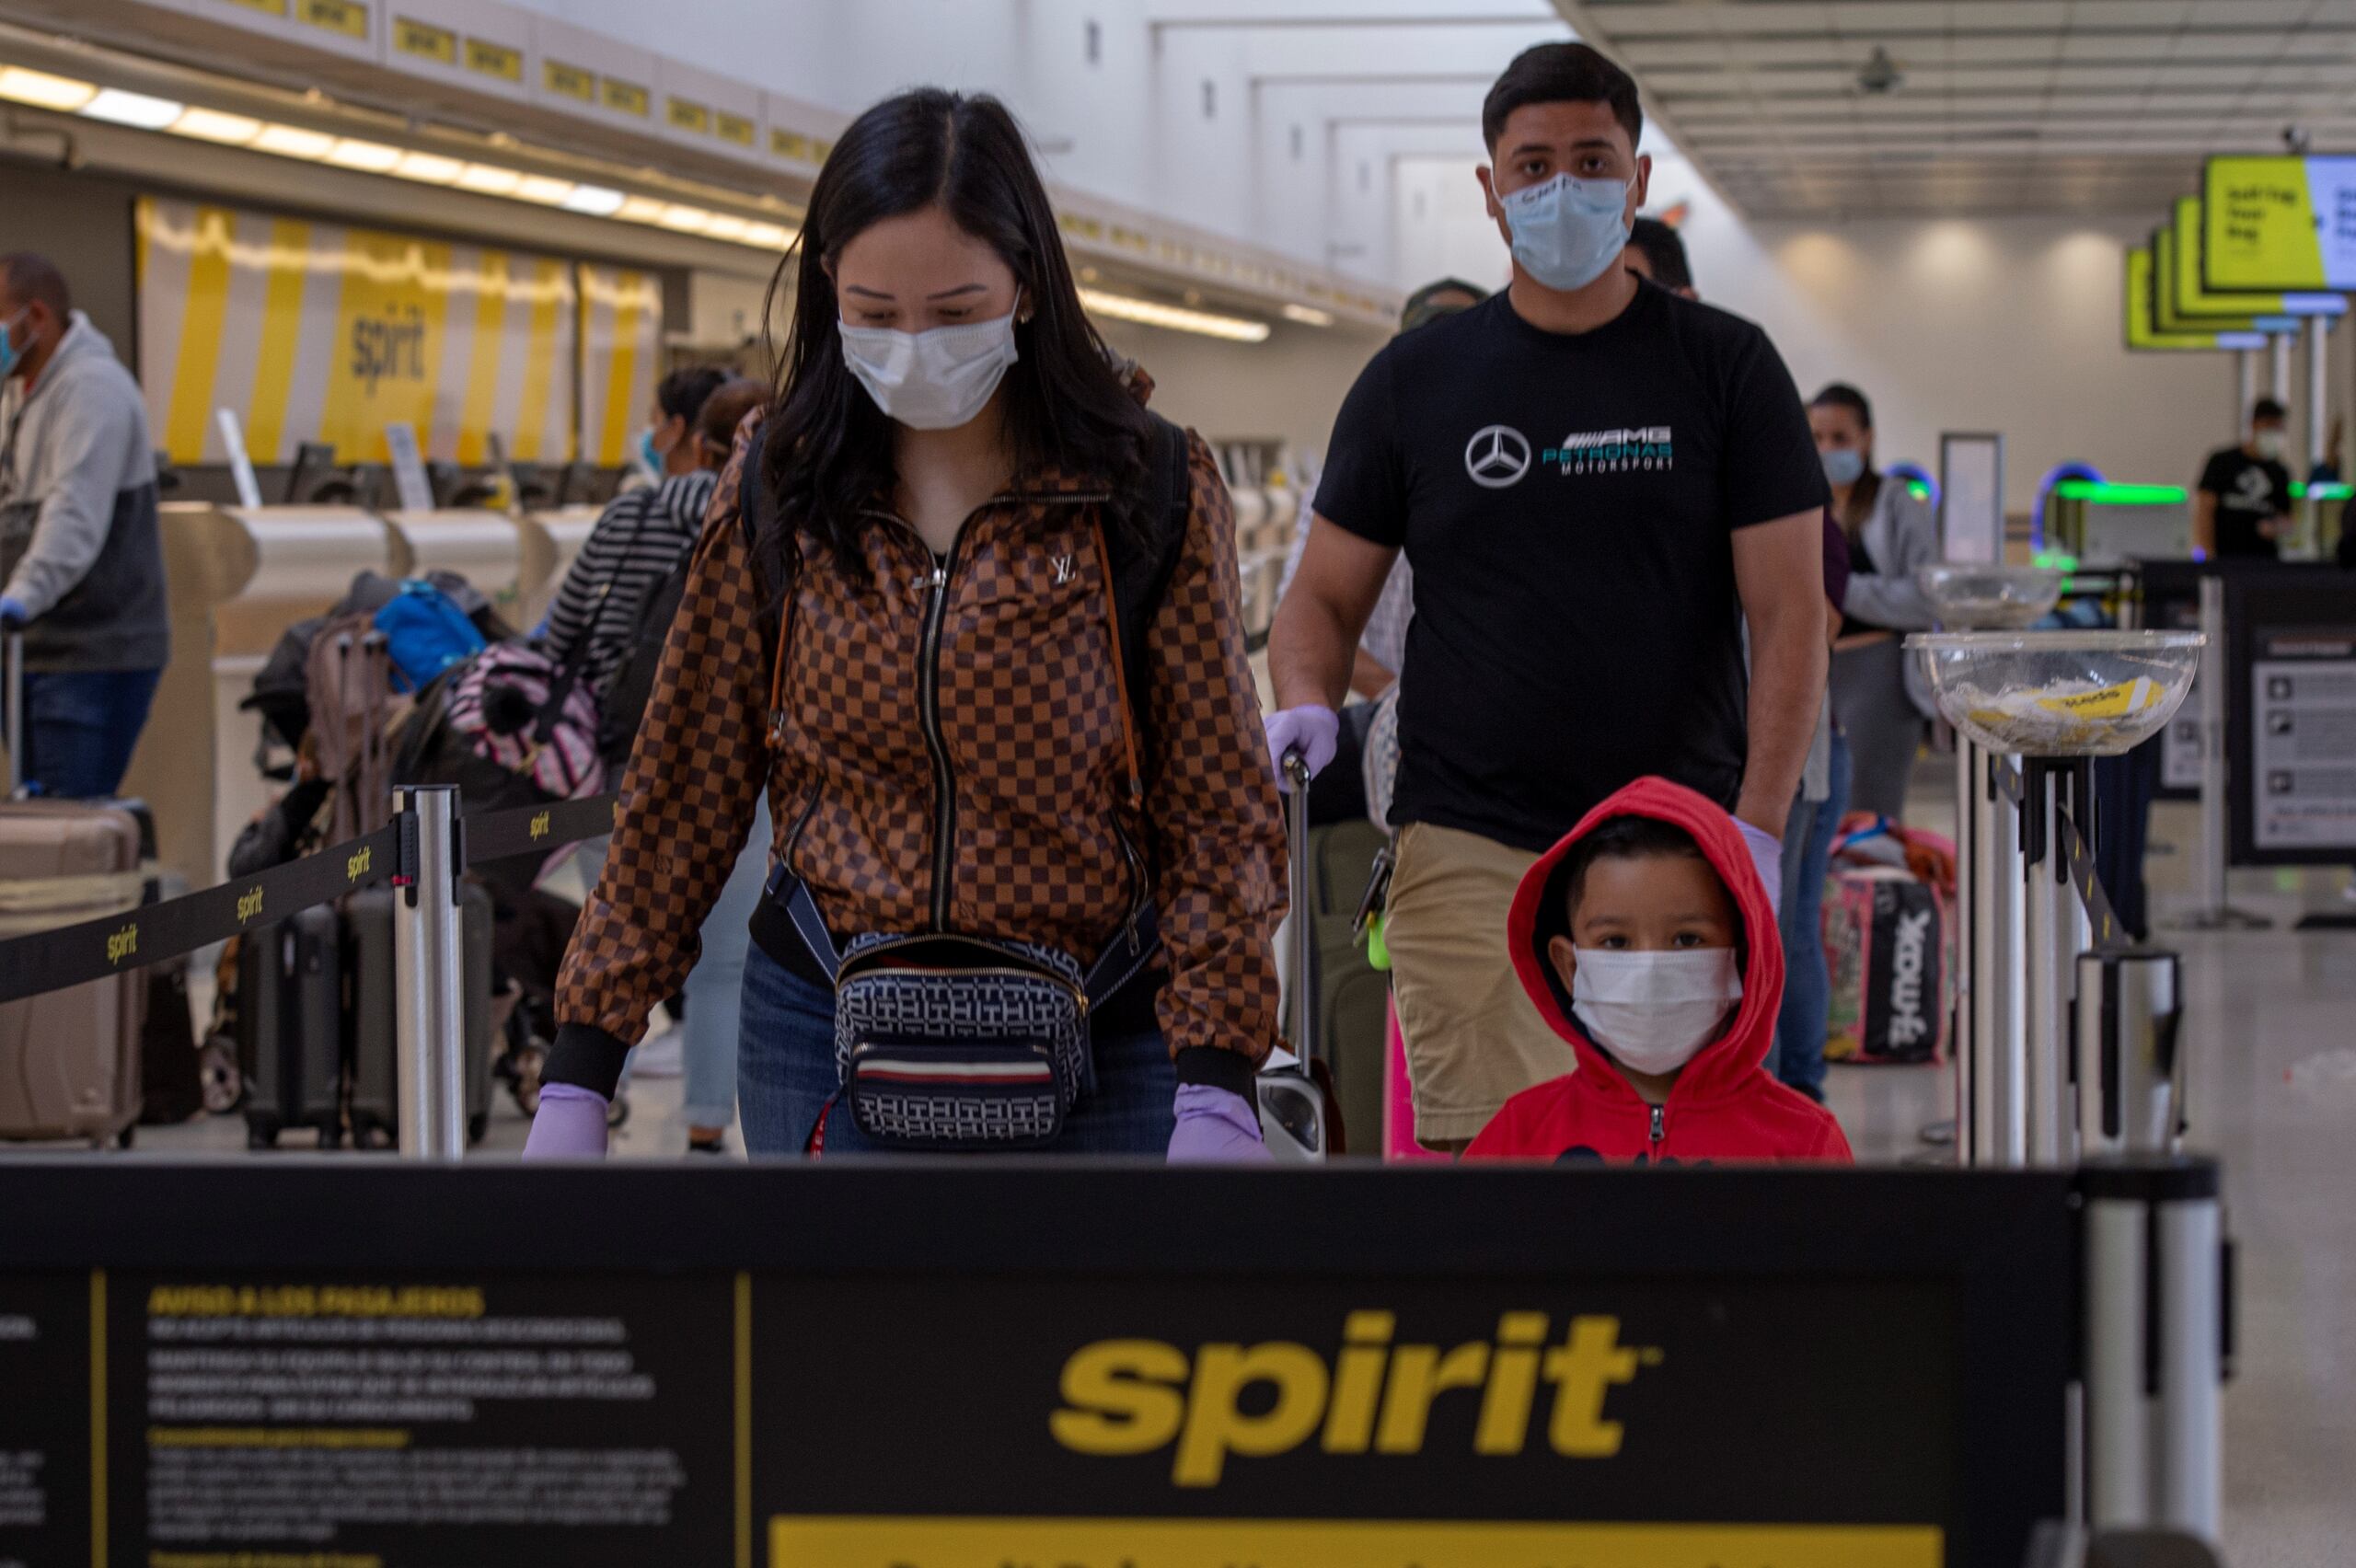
[
  {"x1": 1905, "y1": 630, "x2": 2205, "y2": 756},
  {"x1": 1916, "y1": 564, "x2": 2068, "y2": 629}
]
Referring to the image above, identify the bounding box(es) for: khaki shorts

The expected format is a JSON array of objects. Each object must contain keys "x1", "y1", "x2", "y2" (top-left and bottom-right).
[{"x1": 1384, "y1": 821, "x2": 1576, "y2": 1147}]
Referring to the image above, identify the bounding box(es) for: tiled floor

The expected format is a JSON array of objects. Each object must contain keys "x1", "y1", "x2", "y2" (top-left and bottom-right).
[{"x1": 64, "y1": 770, "x2": 2356, "y2": 1562}]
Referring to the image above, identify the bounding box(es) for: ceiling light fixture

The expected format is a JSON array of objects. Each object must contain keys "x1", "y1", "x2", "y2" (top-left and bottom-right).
[
  {"x1": 171, "y1": 107, "x2": 264, "y2": 144},
  {"x1": 1079, "y1": 287, "x2": 1268, "y2": 343},
  {"x1": 561, "y1": 184, "x2": 627, "y2": 216},
  {"x1": 79, "y1": 87, "x2": 183, "y2": 130},
  {"x1": 253, "y1": 122, "x2": 335, "y2": 158},
  {"x1": 1280, "y1": 303, "x2": 1335, "y2": 328},
  {"x1": 455, "y1": 163, "x2": 523, "y2": 195},
  {"x1": 324, "y1": 137, "x2": 403, "y2": 171},
  {"x1": 514, "y1": 175, "x2": 575, "y2": 205},
  {"x1": 0, "y1": 65, "x2": 95, "y2": 111},
  {"x1": 390, "y1": 150, "x2": 465, "y2": 184}
]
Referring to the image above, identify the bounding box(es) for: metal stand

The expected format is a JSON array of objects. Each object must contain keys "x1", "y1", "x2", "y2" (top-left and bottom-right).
[
  {"x1": 2074, "y1": 948, "x2": 2184, "y2": 1157},
  {"x1": 1952, "y1": 739, "x2": 1978, "y2": 1164},
  {"x1": 1979, "y1": 749, "x2": 2029, "y2": 1164},
  {"x1": 2271, "y1": 329, "x2": 2293, "y2": 408},
  {"x1": 2308, "y1": 316, "x2": 2330, "y2": 482},
  {"x1": 391, "y1": 785, "x2": 468, "y2": 1161},
  {"x1": 2080, "y1": 1159, "x2": 2226, "y2": 1543},
  {"x1": 2169, "y1": 577, "x2": 2271, "y2": 930},
  {"x1": 2020, "y1": 757, "x2": 2092, "y2": 1166},
  {"x1": 2235, "y1": 348, "x2": 2256, "y2": 434}
]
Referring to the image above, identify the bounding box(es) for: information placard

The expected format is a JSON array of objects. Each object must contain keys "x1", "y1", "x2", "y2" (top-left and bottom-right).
[
  {"x1": 2226, "y1": 574, "x2": 2356, "y2": 864},
  {"x1": 2204, "y1": 155, "x2": 2356, "y2": 291},
  {"x1": 2171, "y1": 197, "x2": 2344, "y2": 321},
  {"x1": 0, "y1": 1164, "x2": 2074, "y2": 1568},
  {"x1": 2152, "y1": 227, "x2": 2281, "y2": 335},
  {"x1": 2125, "y1": 244, "x2": 2268, "y2": 352}
]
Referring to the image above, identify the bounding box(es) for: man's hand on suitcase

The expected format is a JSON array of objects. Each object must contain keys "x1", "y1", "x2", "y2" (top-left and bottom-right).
[
  {"x1": 1262, "y1": 706, "x2": 1339, "y2": 791},
  {"x1": 521, "y1": 1083, "x2": 610, "y2": 1159},
  {"x1": 1166, "y1": 1085, "x2": 1273, "y2": 1163}
]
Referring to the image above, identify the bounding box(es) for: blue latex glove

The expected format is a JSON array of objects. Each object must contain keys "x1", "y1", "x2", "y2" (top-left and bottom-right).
[
  {"x1": 1166, "y1": 1084, "x2": 1273, "y2": 1163},
  {"x1": 0, "y1": 595, "x2": 26, "y2": 630},
  {"x1": 1736, "y1": 816, "x2": 1784, "y2": 921},
  {"x1": 521, "y1": 1082, "x2": 610, "y2": 1159},
  {"x1": 1262, "y1": 705, "x2": 1340, "y2": 792}
]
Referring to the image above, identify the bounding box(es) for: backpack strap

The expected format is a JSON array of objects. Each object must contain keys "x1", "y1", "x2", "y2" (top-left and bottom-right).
[
  {"x1": 733, "y1": 425, "x2": 801, "y2": 750},
  {"x1": 1096, "y1": 414, "x2": 1194, "y2": 787}
]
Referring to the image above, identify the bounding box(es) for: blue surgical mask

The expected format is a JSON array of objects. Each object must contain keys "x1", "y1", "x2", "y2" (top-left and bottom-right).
[
  {"x1": 0, "y1": 310, "x2": 26, "y2": 380},
  {"x1": 637, "y1": 427, "x2": 664, "y2": 474},
  {"x1": 1821, "y1": 448, "x2": 1865, "y2": 487},
  {"x1": 1500, "y1": 173, "x2": 1633, "y2": 293}
]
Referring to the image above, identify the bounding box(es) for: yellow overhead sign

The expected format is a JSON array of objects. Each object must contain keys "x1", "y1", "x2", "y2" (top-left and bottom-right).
[
  {"x1": 2202, "y1": 156, "x2": 2356, "y2": 291},
  {"x1": 2124, "y1": 244, "x2": 2265, "y2": 352},
  {"x1": 2152, "y1": 228, "x2": 2275, "y2": 335},
  {"x1": 2173, "y1": 196, "x2": 2342, "y2": 319}
]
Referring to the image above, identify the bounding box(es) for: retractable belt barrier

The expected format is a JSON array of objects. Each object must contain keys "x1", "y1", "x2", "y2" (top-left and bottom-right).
[
  {"x1": 1988, "y1": 756, "x2": 2127, "y2": 951},
  {"x1": 0, "y1": 1157, "x2": 2230, "y2": 1568},
  {"x1": 0, "y1": 791, "x2": 619, "y2": 1007}
]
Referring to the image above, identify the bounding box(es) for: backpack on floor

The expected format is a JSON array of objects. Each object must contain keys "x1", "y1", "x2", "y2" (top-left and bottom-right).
[
  {"x1": 441, "y1": 642, "x2": 606, "y2": 802},
  {"x1": 1823, "y1": 865, "x2": 1952, "y2": 1066},
  {"x1": 375, "y1": 579, "x2": 487, "y2": 692}
]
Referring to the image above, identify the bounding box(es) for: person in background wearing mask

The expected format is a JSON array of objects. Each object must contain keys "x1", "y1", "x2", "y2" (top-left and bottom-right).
[
  {"x1": 526, "y1": 87, "x2": 1283, "y2": 1161},
  {"x1": 1813, "y1": 383, "x2": 1937, "y2": 822},
  {"x1": 1465, "y1": 777, "x2": 1852, "y2": 1163},
  {"x1": 2196, "y1": 398, "x2": 2294, "y2": 560},
  {"x1": 1276, "y1": 275, "x2": 1488, "y2": 827},
  {"x1": 1622, "y1": 216, "x2": 1696, "y2": 299},
  {"x1": 0, "y1": 253, "x2": 167, "y2": 799},
  {"x1": 537, "y1": 365, "x2": 730, "y2": 686},
  {"x1": 1271, "y1": 42, "x2": 1829, "y2": 1151}
]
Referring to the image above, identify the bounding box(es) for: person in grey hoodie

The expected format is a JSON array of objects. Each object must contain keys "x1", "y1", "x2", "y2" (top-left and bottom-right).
[
  {"x1": 1810, "y1": 382, "x2": 1937, "y2": 821},
  {"x1": 0, "y1": 253, "x2": 167, "y2": 799}
]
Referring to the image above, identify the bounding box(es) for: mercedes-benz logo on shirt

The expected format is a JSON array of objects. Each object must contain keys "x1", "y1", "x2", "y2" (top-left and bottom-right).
[{"x1": 1464, "y1": 424, "x2": 1532, "y2": 489}]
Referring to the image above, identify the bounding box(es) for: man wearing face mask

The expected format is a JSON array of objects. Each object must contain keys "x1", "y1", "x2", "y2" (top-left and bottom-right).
[
  {"x1": 1268, "y1": 43, "x2": 1829, "y2": 1150},
  {"x1": 0, "y1": 253, "x2": 167, "y2": 800},
  {"x1": 2196, "y1": 398, "x2": 2295, "y2": 560}
]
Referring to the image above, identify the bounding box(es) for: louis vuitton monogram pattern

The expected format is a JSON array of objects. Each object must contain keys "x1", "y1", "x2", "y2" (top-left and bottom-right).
[{"x1": 556, "y1": 411, "x2": 1283, "y2": 1069}]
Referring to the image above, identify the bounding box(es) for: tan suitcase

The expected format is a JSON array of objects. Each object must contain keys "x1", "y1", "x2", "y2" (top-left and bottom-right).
[{"x1": 0, "y1": 800, "x2": 146, "y2": 1145}]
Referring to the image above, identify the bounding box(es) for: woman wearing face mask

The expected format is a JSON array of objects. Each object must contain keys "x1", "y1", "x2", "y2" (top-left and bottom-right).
[
  {"x1": 1811, "y1": 383, "x2": 1939, "y2": 822},
  {"x1": 525, "y1": 87, "x2": 1284, "y2": 1160}
]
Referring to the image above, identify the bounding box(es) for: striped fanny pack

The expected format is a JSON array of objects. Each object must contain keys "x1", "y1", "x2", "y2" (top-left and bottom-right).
[{"x1": 778, "y1": 877, "x2": 1159, "y2": 1153}]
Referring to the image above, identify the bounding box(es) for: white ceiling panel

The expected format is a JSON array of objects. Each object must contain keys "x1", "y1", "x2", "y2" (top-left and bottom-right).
[{"x1": 1560, "y1": 0, "x2": 2354, "y2": 216}]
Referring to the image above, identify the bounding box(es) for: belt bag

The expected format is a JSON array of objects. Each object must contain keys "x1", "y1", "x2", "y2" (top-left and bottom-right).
[{"x1": 780, "y1": 878, "x2": 1160, "y2": 1152}]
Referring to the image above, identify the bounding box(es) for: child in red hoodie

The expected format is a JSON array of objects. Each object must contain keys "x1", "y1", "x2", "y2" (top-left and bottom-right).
[{"x1": 1467, "y1": 777, "x2": 1852, "y2": 1164}]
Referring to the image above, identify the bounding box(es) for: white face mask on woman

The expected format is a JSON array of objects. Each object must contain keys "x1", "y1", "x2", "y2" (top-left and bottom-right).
[
  {"x1": 838, "y1": 308, "x2": 1021, "y2": 431},
  {"x1": 1570, "y1": 947, "x2": 1743, "y2": 1077}
]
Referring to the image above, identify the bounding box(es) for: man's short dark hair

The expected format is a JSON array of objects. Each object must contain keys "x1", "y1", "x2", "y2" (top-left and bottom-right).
[
  {"x1": 2252, "y1": 397, "x2": 2288, "y2": 425},
  {"x1": 1626, "y1": 218, "x2": 1691, "y2": 292},
  {"x1": 0, "y1": 253, "x2": 69, "y2": 319},
  {"x1": 1482, "y1": 42, "x2": 1643, "y2": 153}
]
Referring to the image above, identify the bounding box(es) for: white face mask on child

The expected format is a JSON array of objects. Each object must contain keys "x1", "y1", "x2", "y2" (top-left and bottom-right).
[{"x1": 1570, "y1": 948, "x2": 1743, "y2": 1077}]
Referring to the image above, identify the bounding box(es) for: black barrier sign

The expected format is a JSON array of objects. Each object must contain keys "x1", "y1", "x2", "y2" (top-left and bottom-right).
[
  {"x1": 0, "y1": 823, "x2": 402, "y2": 1008},
  {"x1": 0, "y1": 1164, "x2": 2073, "y2": 1568}
]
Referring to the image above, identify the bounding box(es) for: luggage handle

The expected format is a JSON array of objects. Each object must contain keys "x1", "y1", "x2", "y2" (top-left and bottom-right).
[
  {"x1": 1283, "y1": 751, "x2": 1318, "y2": 1066},
  {"x1": 4, "y1": 627, "x2": 19, "y2": 800}
]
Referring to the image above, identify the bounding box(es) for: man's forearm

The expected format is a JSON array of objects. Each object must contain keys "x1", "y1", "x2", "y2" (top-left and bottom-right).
[
  {"x1": 1268, "y1": 590, "x2": 1359, "y2": 712},
  {"x1": 1734, "y1": 608, "x2": 1829, "y2": 835}
]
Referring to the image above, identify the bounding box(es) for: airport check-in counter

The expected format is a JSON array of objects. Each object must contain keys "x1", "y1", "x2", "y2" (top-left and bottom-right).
[
  {"x1": 2045, "y1": 483, "x2": 2193, "y2": 565},
  {"x1": 121, "y1": 504, "x2": 398, "y2": 894},
  {"x1": 519, "y1": 505, "x2": 606, "y2": 630},
  {"x1": 378, "y1": 510, "x2": 532, "y2": 627}
]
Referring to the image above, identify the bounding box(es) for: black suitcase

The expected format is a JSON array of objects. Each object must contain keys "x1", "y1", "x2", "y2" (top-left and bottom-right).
[
  {"x1": 237, "y1": 906, "x2": 345, "y2": 1148},
  {"x1": 344, "y1": 882, "x2": 496, "y2": 1147},
  {"x1": 1309, "y1": 820, "x2": 1392, "y2": 1156}
]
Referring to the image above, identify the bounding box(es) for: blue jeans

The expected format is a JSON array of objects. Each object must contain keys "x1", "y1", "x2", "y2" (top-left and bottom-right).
[
  {"x1": 735, "y1": 944, "x2": 1178, "y2": 1157},
  {"x1": 680, "y1": 795, "x2": 769, "y2": 1128},
  {"x1": 1774, "y1": 730, "x2": 1851, "y2": 1101},
  {"x1": 17, "y1": 667, "x2": 160, "y2": 799}
]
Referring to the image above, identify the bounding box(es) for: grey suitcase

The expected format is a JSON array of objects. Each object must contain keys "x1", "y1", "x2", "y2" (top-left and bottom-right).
[
  {"x1": 1310, "y1": 819, "x2": 1392, "y2": 1158},
  {"x1": 344, "y1": 882, "x2": 496, "y2": 1146},
  {"x1": 237, "y1": 905, "x2": 346, "y2": 1148},
  {"x1": 0, "y1": 801, "x2": 146, "y2": 1145}
]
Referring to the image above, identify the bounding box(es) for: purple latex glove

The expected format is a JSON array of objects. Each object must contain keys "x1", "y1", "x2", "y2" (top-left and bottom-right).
[
  {"x1": 522, "y1": 1082, "x2": 610, "y2": 1159},
  {"x1": 1167, "y1": 1084, "x2": 1274, "y2": 1164},
  {"x1": 1263, "y1": 705, "x2": 1340, "y2": 792},
  {"x1": 1736, "y1": 816, "x2": 1784, "y2": 921}
]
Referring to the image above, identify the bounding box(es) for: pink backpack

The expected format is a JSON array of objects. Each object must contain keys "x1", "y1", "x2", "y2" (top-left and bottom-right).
[{"x1": 442, "y1": 642, "x2": 606, "y2": 801}]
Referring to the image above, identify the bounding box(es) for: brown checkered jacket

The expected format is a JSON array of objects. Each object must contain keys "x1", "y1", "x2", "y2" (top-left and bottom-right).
[{"x1": 549, "y1": 410, "x2": 1284, "y2": 1093}]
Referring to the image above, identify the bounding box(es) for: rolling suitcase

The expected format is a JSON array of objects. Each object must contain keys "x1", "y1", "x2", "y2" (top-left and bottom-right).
[
  {"x1": 237, "y1": 906, "x2": 346, "y2": 1147},
  {"x1": 1309, "y1": 819, "x2": 1392, "y2": 1156},
  {"x1": 0, "y1": 801, "x2": 147, "y2": 1145},
  {"x1": 344, "y1": 882, "x2": 496, "y2": 1147},
  {"x1": 1260, "y1": 755, "x2": 1345, "y2": 1160}
]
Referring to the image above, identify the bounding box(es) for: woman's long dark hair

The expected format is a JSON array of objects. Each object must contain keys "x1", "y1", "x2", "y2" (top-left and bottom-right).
[
  {"x1": 760, "y1": 88, "x2": 1153, "y2": 580},
  {"x1": 1810, "y1": 381, "x2": 1881, "y2": 536}
]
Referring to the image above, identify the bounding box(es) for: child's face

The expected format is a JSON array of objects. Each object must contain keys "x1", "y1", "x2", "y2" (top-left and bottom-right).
[{"x1": 1548, "y1": 852, "x2": 1739, "y2": 989}]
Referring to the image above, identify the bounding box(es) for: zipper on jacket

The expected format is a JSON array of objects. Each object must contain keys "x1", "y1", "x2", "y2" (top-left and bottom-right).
[
  {"x1": 918, "y1": 549, "x2": 959, "y2": 930},
  {"x1": 1648, "y1": 1104, "x2": 1666, "y2": 1147}
]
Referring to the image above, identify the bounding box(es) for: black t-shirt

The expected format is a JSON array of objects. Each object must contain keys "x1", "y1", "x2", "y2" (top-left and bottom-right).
[
  {"x1": 2198, "y1": 446, "x2": 2292, "y2": 559},
  {"x1": 1314, "y1": 284, "x2": 1828, "y2": 852}
]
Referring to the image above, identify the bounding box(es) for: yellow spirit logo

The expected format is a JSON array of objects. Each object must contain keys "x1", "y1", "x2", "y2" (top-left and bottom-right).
[
  {"x1": 528, "y1": 810, "x2": 552, "y2": 842},
  {"x1": 236, "y1": 887, "x2": 265, "y2": 924},
  {"x1": 106, "y1": 924, "x2": 139, "y2": 965},
  {"x1": 348, "y1": 845, "x2": 372, "y2": 882},
  {"x1": 1051, "y1": 1312, "x2": 1657, "y2": 1485}
]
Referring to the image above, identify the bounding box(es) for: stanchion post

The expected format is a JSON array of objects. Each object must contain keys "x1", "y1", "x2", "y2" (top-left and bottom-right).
[
  {"x1": 2082, "y1": 1185, "x2": 2150, "y2": 1528},
  {"x1": 1985, "y1": 752, "x2": 2029, "y2": 1164},
  {"x1": 1953, "y1": 737, "x2": 1978, "y2": 1165},
  {"x1": 391, "y1": 785, "x2": 467, "y2": 1161},
  {"x1": 2175, "y1": 576, "x2": 2271, "y2": 931},
  {"x1": 2271, "y1": 329, "x2": 2293, "y2": 408},
  {"x1": 2153, "y1": 1173, "x2": 2224, "y2": 1540},
  {"x1": 2023, "y1": 764, "x2": 2073, "y2": 1164},
  {"x1": 2308, "y1": 316, "x2": 2330, "y2": 501},
  {"x1": 2235, "y1": 348, "x2": 2255, "y2": 436}
]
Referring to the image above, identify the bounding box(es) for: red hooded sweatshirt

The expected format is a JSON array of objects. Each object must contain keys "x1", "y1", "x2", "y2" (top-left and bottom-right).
[{"x1": 1466, "y1": 777, "x2": 1853, "y2": 1165}]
